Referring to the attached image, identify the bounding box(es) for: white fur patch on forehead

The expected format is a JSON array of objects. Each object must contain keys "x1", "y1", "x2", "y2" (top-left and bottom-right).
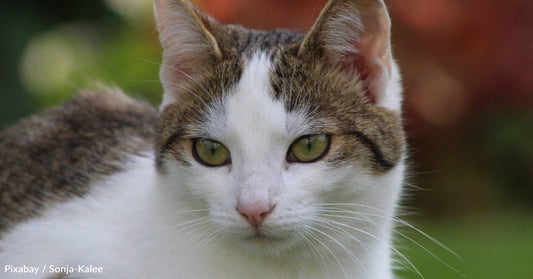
[{"x1": 223, "y1": 52, "x2": 289, "y2": 161}]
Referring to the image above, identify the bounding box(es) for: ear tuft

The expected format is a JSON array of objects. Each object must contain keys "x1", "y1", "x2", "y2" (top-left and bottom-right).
[
  {"x1": 299, "y1": 0, "x2": 395, "y2": 108},
  {"x1": 154, "y1": 0, "x2": 222, "y2": 108}
]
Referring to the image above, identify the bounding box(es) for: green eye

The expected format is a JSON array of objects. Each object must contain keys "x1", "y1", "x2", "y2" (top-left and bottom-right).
[
  {"x1": 193, "y1": 138, "x2": 231, "y2": 167},
  {"x1": 287, "y1": 134, "x2": 331, "y2": 163}
]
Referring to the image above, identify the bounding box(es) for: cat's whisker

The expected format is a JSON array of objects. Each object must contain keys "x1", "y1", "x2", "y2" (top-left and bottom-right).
[
  {"x1": 395, "y1": 228, "x2": 467, "y2": 277},
  {"x1": 316, "y1": 218, "x2": 421, "y2": 276},
  {"x1": 189, "y1": 227, "x2": 221, "y2": 260},
  {"x1": 133, "y1": 220, "x2": 212, "y2": 265},
  {"x1": 139, "y1": 216, "x2": 209, "y2": 242},
  {"x1": 157, "y1": 79, "x2": 186, "y2": 89},
  {"x1": 318, "y1": 208, "x2": 433, "y2": 275},
  {"x1": 314, "y1": 212, "x2": 425, "y2": 279},
  {"x1": 407, "y1": 170, "x2": 444, "y2": 176},
  {"x1": 163, "y1": 224, "x2": 213, "y2": 251},
  {"x1": 205, "y1": 232, "x2": 226, "y2": 270},
  {"x1": 175, "y1": 229, "x2": 213, "y2": 257},
  {"x1": 323, "y1": 206, "x2": 464, "y2": 278},
  {"x1": 138, "y1": 57, "x2": 217, "y2": 102},
  {"x1": 160, "y1": 208, "x2": 209, "y2": 218},
  {"x1": 159, "y1": 218, "x2": 211, "y2": 237},
  {"x1": 303, "y1": 225, "x2": 350, "y2": 279},
  {"x1": 345, "y1": 213, "x2": 466, "y2": 277},
  {"x1": 402, "y1": 181, "x2": 429, "y2": 191},
  {"x1": 295, "y1": 230, "x2": 316, "y2": 263},
  {"x1": 175, "y1": 70, "x2": 217, "y2": 101},
  {"x1": 299, "y1": 229, "x2": 334, "y2": 279},
  {"x1": 311, "y1": 218, "x2": 370, "y2": 277},
  {"x1": 176, "y1": 83, "x2": 215, "y2": 108},
  {"x1": 172, "y1": 223, "x2": 215, "y2": 252},
  {"x1": 130, "y1": 79, "x2": 167, "y2": 84},
  {"x1": 393, "y1": 219, "x2": 464, "y2": 263},
  {"x1": 174, "y1": 220, "x2": 212, "y2": 236},
  {"x1": 314, "y1": 216, "x2": 372, "y2": 253},
  {"x1": 319, "y1": 203, "x2": 464, "y2": 263},
  {"x1": 134, "y1": 57, "x2": 163, "y2": 66},
  {"x1": 175, "y1": 84, "x2": 211, "y2": 111},
  {"x1": 135, "y1": 58, "x2": 205, "y2": 91}
]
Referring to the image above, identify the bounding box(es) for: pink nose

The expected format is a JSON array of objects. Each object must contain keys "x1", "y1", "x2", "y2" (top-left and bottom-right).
[{"x1": 237, "y1": 202, "x2": 274, "y2": 228}]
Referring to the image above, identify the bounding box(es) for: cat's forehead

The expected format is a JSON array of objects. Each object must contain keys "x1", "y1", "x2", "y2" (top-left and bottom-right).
[
  {"x1": 225, "y1": 53, "x2": 286, "y2": 138},
  {"x1": 224, "y1": 52, "x2": 308, "y2": 142},
  {"x1": 217, "y1": 53, "x2": 299, "y2": 164},
  {"x1": 209, "y1": 51, "x2": 370, "y2": 139},
  {"x1": 213, "y1": 25, "x2": 304, "y2": 58},
  {"x1": 159, "y1": 36, "x2": 376, "y2": 140}
]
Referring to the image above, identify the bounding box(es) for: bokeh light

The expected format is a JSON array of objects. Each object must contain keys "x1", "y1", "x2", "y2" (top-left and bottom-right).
[
  {"x1": 104, "y1": 0, "x2": 152, "y2": 21},
  {"x1": 20, "y1": 24, "x2": 98, "y2": 96}
]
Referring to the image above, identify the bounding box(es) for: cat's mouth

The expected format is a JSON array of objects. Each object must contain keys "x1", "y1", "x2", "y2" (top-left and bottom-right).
[
  {"x1": 245, "y1": 232, "x2": 280, "y2": 241},
  {"x1": 232, "y1": 228, "x2": 301, "y2": 256},
  {"x1": 241, "y1": 228, "x2": 290, "y2": 245}
]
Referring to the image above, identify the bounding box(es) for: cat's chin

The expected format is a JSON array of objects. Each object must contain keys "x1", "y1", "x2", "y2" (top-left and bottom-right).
[{"x1": 228, "y1": 231, "x2": 302, "y2": 257}]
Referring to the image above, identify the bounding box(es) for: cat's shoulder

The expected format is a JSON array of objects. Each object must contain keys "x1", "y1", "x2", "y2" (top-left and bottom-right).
[{"x1": 0, "y1": 86, "x2": 157, "y2": 232}]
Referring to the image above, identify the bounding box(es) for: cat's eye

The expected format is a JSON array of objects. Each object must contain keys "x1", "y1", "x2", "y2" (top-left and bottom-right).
[
  {"x1": 287, "y1": 134, "x2": 331, "y2": 163},
  {"x1": 193, "y1": 138, "x2": 231, "y2": 167}
]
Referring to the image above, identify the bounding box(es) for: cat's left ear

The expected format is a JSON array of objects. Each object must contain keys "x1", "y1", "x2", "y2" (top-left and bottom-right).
[
  {"x1": 299, "y1": 0, "x2": 400, "y2": 110},
  {"x1": 154, "y1": 0, "x2": 223, "y2": 109}
]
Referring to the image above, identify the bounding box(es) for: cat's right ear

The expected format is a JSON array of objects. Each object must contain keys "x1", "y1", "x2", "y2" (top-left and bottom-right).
[
  {"x1": 299, "y1": 0, "x2": 400, "y2": 111},
  {"x1": 154, "y1": 0, "x2": 223, "y2": 108}
]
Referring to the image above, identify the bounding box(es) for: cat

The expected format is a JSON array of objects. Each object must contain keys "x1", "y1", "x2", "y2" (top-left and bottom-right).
[{"x1": 0, "y1": 0, "x2": 406, "y2": 278}]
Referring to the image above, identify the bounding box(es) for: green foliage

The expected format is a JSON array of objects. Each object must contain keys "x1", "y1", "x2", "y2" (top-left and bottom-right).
[
  {"x1": 397, "y1": 213, "x2": 533, "y2": 279},
  {"x1": 21, "y1": 21, "x2": 162, "y2": 108}
]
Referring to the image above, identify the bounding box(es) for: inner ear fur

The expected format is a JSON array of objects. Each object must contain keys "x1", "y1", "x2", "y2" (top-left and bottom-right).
[
  {"x1": 154, "y1": 0, "x2": 223, "y2": 106},
  {"x1": 299, "y1": 0, "x2": 393, "y2": 104}
]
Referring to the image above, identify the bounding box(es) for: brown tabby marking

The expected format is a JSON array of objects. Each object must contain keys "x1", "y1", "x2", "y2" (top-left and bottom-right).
[
  {"x1": 0, "y1": 88, "x2": 156, "y2": 233},
  {"x1": 270, "y1": 49, "x2": 404, "y2": 172}
]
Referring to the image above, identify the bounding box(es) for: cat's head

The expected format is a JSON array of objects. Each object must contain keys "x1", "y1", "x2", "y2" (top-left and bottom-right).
[{"x1": 154, "y1": 0, "x2": 405, "y2": 256}]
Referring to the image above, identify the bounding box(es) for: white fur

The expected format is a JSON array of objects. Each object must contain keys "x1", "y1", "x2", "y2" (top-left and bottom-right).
[
  {"x1": 378, "y1": 60, "x2": 403, "y2": 112},
  {"x1": 0, "y1": 52, "x2": 404, "y2": 279}
]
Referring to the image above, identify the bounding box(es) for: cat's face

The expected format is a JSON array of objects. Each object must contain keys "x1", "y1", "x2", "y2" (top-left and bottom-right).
[{"x1": 153, "y1": 0, "x2": 405, "y2": 256}]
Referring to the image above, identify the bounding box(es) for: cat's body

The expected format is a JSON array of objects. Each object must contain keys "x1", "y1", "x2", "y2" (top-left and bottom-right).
[{"x1": 0, "y1": 1, "x2": 406, "y2": 278}]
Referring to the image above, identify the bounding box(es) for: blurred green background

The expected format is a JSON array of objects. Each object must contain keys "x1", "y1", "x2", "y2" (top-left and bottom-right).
[{"x1": 1, "y1": 0, "x2": 532, "y2": 278}]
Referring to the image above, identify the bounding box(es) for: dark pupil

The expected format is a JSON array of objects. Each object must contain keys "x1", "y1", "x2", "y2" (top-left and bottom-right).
[
  {"x1": 208, "y1": 142, "x2": 218, "y2": 155},
  {"x1": 305, "y1": 137, "x2": 312, "y2": 151}
]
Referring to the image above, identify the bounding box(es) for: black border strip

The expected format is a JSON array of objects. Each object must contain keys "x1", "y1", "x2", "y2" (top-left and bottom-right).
[{"x1": 349, "y1": 131, "x2": 394, "y2": 170}]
